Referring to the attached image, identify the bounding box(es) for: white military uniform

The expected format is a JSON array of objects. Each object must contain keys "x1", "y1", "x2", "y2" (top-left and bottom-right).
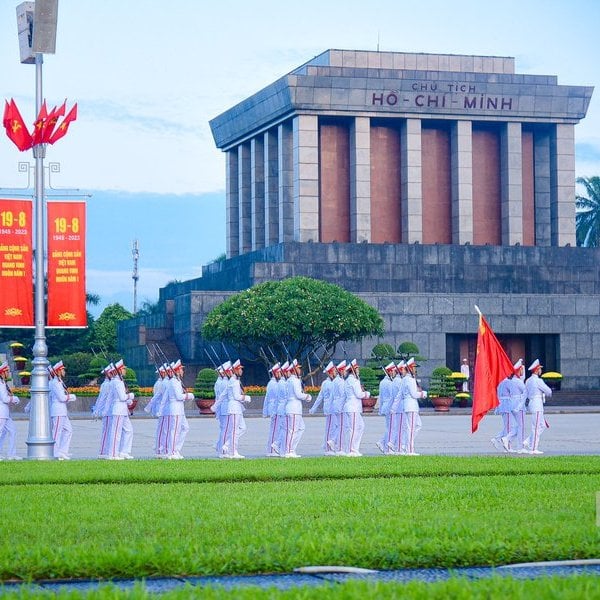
[
  {"x1": 387, "y1": 370, "x2": 407, "y2": 454},
  {"x1": 0, "y1": 373, "x2": 19, "y2": 459},
  {"x1": 263, "y1": 370, "x2": 280, "y2": 456},
  {"x1": 342, "y1": 367, "x2": 370, "y2": 456},
  {"x1": 506, "y1": 375, "x2": 527, "y2": 452},
  {"x1": 93, "y1": 371, "x2": 113, "y2": 458},
  {"x1": 49, "y1": 374, "x2": 76, "y2": 459},
  {"x1": 284, "y1": 370, "x2": 311, "y2": 457},
  {"x1": 107, "y1": 376, "x2": 135, "y2": 459},
  {"x1": 212, "y1": 372, "x2": 229, "y2": 457},
  {"x1": 309, "y1": 372, "x2": 335, "y2": 455},
  {"x1": 272, "y1": 371, "x2": 289, "y2": 456},
  {"x1": 376, "y1": 372, "x2": 395, "y2": 454},
  {"x1": 144, "y1": 372, "x2": 168, "y2": 457},
  {"x1": 164, "y1": 373, "x2": 193, "y2": 459},
  {"x1": 492, "y1": 376, "x2": 513, "y2": 452},
  {"x1": 401, "y1": 371, "x2": 426, "y2": 455},
  {"x1": 330, "y1": 369, "x2": 347, "y2": 453},
  {"x1": 524, "y1": 370, "x2": 552, "y2": 453},
  {"x1": 223, "y1": 373, "x2": 250, "y2": 458}
]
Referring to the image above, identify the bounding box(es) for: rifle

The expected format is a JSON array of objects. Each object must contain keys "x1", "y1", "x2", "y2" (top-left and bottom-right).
[{"x1": 204, "y1": 347, "x2": 219, "y2": 370}]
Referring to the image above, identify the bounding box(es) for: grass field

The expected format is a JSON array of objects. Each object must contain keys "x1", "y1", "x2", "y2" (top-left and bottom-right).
[{"x1": 1, "y1": 456, "x2": 599, "y2": 595}]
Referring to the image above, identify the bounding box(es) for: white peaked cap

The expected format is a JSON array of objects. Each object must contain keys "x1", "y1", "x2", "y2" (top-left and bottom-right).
[
  {"x1": 385, "y1": 362, "x2": 396, "y2": 372},
  {"x1": 291, "y1": 358, "x2": 299, "y2": 367},
  {"x1": 271, "y1": 362, "x2": 281, "y2": 373},
  {"x1": 115, "y1": 359, "x2": 124, "y2": 369},
  {"x1": 232, "y1": 359, "x2": 241, "y2": 369},
  {"x1": 406, "y1": 357, "x2": 416, "y2": 368},
  {"x1": 513, "y1": 358, "x2": 523, "y2": 371},
  {"x1": 323, "y1": 361, "x2": 335, "y2": 374},
  {"x1": 528, "y1": 358, "x2": 541, "y2": 371},
  {"x1": 397, "y1": 360, "x2": 406, "y2": 369},
  {"x1": 222, "y1": 361, "x2": 232, "y2": 371},
  {"x1": 350, "y1": 358, "x2": 358, "y2": 368},
  {"x1": 172, "y1": 359, "x2": 183, "y2": 370},
  {"x1": 53, "y1": 360, "x2": 64, "y2": 371},
  {"x1": 336, "y1": 360, "x2": 346, "y2": 371},
  {"x1": 280, "y1": 361, "x2": 289, "y2": 371}
]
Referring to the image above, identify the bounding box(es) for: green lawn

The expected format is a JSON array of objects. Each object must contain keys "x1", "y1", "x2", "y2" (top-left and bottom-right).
[{"x1": 1, "y1": 456, "x2": 598, "y2": 587}]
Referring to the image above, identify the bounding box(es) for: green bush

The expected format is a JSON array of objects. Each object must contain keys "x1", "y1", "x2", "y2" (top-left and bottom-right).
[
  {"x1": 123, "y1": 367, "x2": 139, "y2": 394},
  {"x1": 366, "y1": 343, "x2": 396, "y2": 369},
  {"x1": 359, "y1": 366, "x2": 381, "y2": 397},
  {"x1": 428, "y1": 366, "x2": 455, "y2": 399},
  {"x1": 194, "y1": 368, "x2": 218, "y2": 399}
]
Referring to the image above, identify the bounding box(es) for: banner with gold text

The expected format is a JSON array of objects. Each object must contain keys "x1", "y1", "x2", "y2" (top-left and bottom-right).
[
  {"x1": 0, "y1": 199, "x2": 33, "y2": 327},
  {"x1": 47, "y1": 201, "x2": 87, "y2": 327}
]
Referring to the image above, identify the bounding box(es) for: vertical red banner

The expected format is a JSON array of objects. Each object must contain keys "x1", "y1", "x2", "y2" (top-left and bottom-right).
[
  {"x1": 0, "y1": 199, "x2": 33, "y2": 327},
  {"x1": 47, "y1": 201, "x2": 87, "y2": 327}
]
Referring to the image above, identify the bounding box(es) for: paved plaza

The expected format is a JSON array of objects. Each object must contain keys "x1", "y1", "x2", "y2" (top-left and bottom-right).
[{"x1": 7, "y1": 408, "x2": 600, "y2": 460}]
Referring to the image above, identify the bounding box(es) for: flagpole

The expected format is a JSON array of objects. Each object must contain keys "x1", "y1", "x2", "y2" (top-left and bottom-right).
[{"x1": 27, "y1": 51, "x2": 54, "y2": 459}]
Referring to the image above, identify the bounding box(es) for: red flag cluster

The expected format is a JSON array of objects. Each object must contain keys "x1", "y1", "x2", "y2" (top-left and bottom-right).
[{"x1": 3, "y1": 98, "x2": 77, "y2": 152}]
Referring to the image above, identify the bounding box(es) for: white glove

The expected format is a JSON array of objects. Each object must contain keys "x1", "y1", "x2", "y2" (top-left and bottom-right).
[
  {"x1": 304, "y1": 394, "x2": 312, "y2": 402},
  {"x1": 421, "y1": 391, "x2": 428, "y2": 399},
  {"x1": 68, "y1": 393, "x2": 76, "y2": 402},
  {"x1": 365, "y1": 391, "x2": 371, "y2": 399},
  {"x1": 13, "y1": 397, "x2": 20, "y2": 405},
  {"x1": 309, "y1": 408, "x2": 315, "y2": 415},
  {"x1": 243, "y1": 395, "x2": 251, "y2": 403},
  {"x1": 143, "y1": 404, "x2": 151, "y2": 413},
  {"x1": 186, "y1": 392, "x2": 194, "y2": 401}
]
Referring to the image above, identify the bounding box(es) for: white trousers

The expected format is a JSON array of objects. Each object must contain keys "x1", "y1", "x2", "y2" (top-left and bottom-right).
[
  {"x1": 108, "y1": 414, "x2": 133, "y2": 457},
  {"x1": 505, "y1": 410, "x2": 525, "y2": 450},
  {"x1": 0, "y1": 418, "x2": 17, "y2": 457},
  {"x1": 343, "y1": 411, "x2": 364, "y2": 454},
  {"x1": 387, "y1": 411, "x2": 405, "y2": 453},
  {"x1": 322, "y1": 414, "x2": 336, "y2": 453},
  {"x1": 98, "y1": 416, "x2": 112, "y2": 457},
  {"x1": 402, "y1": 411, "x2": 422, "y2": 454},
  {"x1": 51, "y1": 415, "x2": 73, "y2": 457},
  {"x1": 526, "y1": 410, "x2": 548, "y2": 451},
  {"x1": 166, "y1": 414, "x2": 189, "y2": 456},
  {"x1": 266, "y1": 414, "x2": 279, "y2": 454},
  {"x1": 272, "y1": 413, "x2": 287, "y2": 455},
  {"x1": 284, "y1": 414, "x2": 305, "y2": 455},
  {"x1": 223, "y1": 413, "x2": 247, "y2": 456}
]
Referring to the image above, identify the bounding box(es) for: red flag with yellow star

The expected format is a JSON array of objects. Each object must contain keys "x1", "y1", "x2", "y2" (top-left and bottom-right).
[
  {"x1": 471, "y1": 308, "x2": 514, "y2": 433},
  {"x1": 48, "y1": 103, "x2": 77, "y2": 145},
  {"x1": 4, "y1": 99, "x2": 33, "y2": 151}
]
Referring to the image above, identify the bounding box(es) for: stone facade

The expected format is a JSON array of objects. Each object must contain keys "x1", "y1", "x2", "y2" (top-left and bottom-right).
[{"x1": 118, "y1": 49, "x2": 596, "y2": 390}]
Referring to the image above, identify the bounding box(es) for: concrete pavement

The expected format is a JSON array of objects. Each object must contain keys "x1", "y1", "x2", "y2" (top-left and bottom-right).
[{"x1": 5, "y1": 409, "x2": 600, "y2": 459}]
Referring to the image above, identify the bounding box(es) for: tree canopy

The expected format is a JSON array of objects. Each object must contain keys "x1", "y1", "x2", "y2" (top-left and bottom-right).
[
  {"x1": 201, "y1": 276, "x2": 384, "y2": 371},
  {"x1": 576, "y1": 176, "x2": 600, "y2": 247},
  {"x1": 87, "y1": 303, "x2": 133, "y2": 353}
]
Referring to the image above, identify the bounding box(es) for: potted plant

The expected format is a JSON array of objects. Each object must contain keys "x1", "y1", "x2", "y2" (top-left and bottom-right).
[
  {"x1": 454, "y1": 392, "x2": 471, "y2": 408},
  {"x1": 449, "y1": 371, "x2": 467, "y2": 392},
  {"x1": 541, "y1": 371, "x2": 562, "y2": 391},
  {"x1": 194, "y1": 368, "x2": 217, "y2": 413},
  {"x1": 9, "y1": 342, "x2": 24, "y2": 357},
  {"x1": 427, "y1": 366, "x2": 455, "y2": 412},
  {"x1": 19, "y1": 371, "x2": 31, "y2": 385},
  {"x1": 358, "y1": 366, "x2": 379, "y2": 412},
  {"x1": 13, "y1": 356, "x2": 28, "y2": 370}
]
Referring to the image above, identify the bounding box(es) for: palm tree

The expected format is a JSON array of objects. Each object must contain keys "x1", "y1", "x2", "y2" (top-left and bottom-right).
[{"x1": 576, "y1": 176, "x2": 600, "y2": 247}]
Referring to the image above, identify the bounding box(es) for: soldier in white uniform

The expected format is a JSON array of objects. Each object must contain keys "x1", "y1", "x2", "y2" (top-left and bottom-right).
[
  {"x1": 524, "y1": 359, "x2": 552, "y2": 454},
  {"x1": 501, "y1": 359, "x2": 527, "y2": 452},
  {"x1": 387, "y1": 361, "x2": 408, "y2": 454},
  {"x1": 284, "y1": 359, "x2": 312, "y2": 458},
  {"x1": 0, "y1": 361, "x2": 20, "y2": 460},
  {"x1": 223, "y1": 359, "x2": 251, "y2": 458},
  {"x1": 342, "y1": 359, "x2": 370, "y2": 456},
  {"x1": 376, "y1": 362, "x2": 397, "y2": 454},
  {"x1": 164, "y1": 360, "x2": 194, "y2": 459},
  {"x1": 93, "y1": 364, "x2": 115, "y2": 459},
  {"x1": 48, "y1": 360, "x2": 76, "y2": 460},
  {"x1": 107, "y1": 359, "x2": 135, "y2": 460},
  {"x1": 211, "y1": 363, "x2": 230, "y2": 457},
  {"x1": 492, "y1": 371, "x2": 514, "y2": 453},
  {"x1": 329, "y1": 360, "x2": 347, "y2": 454},
  {"x1": 401, "y1": 358, "x2": 427, "y2": 455},
  {"x1": 262, "y1": 362, "x2": 282, "y2": 456},
  {"x1": 143, "y1": 364, "x2": 168, "y2": 458},
  {"x1": 271, "y1": 360, "x2": 289, "y2": 456},
  {"x1": 309, "y1": 361, "x2": 337, "y2": 455}
]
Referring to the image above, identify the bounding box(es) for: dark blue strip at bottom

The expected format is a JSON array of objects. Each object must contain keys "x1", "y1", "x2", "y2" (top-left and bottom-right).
[{"x1": 2, "y1": 564, "x2": 600, "y2": 594}]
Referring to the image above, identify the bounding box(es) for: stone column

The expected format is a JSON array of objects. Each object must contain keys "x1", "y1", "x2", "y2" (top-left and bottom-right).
[
  {"x1": 400, "y1": 118, "x2": 422, "y2": 243},
  {"x1": 350, "y1": 116, "x2": 371, "y2": 242},
  {"x1": 551, "y1": 123, "x2": 576, "y2": 246},
  {"x1": 293, "y1": 114, "x2": 319, "y2": 242},
  {"x1": 238, "y1": 143, "x2": 252, "y2": 255},
  {"x1": 250, "y1": 136, "x2": 265, "y2": 251},
  {"x1": 225, "y1": 149, "x2": 239, "y2": 258},
  {"x1": 533, "y1": 128, "x2": 551, "y2": 246},
  {"x1": 451, "y1": 120, "x2": 473, "y2": 244},
  {"x1": 278, "y1": 122, "x2": 294, "y2": 243},
  {"x1": 264, "y1": 129, "x2": 279, "y2": 247},
  {"x1": 500, "y1": 122, "x2": 523, "y2": 245}
]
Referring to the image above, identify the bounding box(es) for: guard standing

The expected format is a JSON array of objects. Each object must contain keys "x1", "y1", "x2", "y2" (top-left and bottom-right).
[
  {"x1": 401, "y1": 358, "x2": 427, "y2": 455},
  {"x1": 309, "y1": 361, "x2": 337, "y2": 456},
  {"x1": 48, "y1": 360, "x2": 76, "y2": 460},
  {"x1": 342, "y1": 359, "x2": 370, "y2": 457},
  {"x1": 376, "y1": 362, "x2": 397, "y2": 454},
  {"x1": 524, "y1": 359, "x2": 552, "y2": 454},
  {"x1": 164, "y1": 360, "x2": 194, "y2": 459},
  {"x1": 223, "y1": 359, "x2": 251, "y2": 458},
  {"x1": 0, "y1": 361, "x2": 21, "y2": 460},
  {"x1": 263, "y1": 362, "x2": 282, "y2": 456},
  {"x1": 107, "y1": 359, "x2": 135, "y2": 460},
  {"x1": 284, "y1": 359, "x2": 312, "y2": 458}
]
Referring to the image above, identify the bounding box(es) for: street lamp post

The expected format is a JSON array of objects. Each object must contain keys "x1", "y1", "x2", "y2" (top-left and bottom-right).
[{"x1": 16, "y1": 0, "x2": 59, "y2": 459}]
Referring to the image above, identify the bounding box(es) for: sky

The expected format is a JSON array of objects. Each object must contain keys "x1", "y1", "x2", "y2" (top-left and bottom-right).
[{"x1": 1, "y1": 0, "x2": 599, "y2": 317}]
